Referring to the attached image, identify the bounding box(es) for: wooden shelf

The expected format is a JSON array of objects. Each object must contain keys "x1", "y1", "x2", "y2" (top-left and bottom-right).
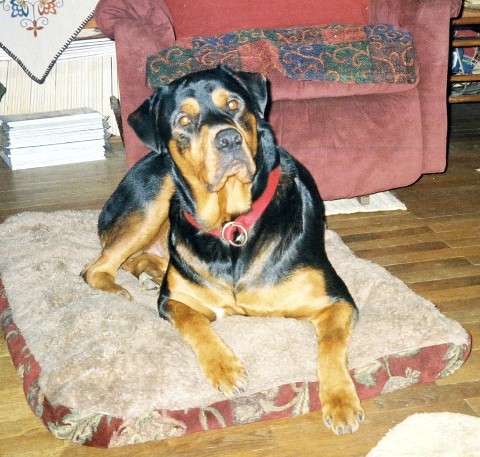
[
  {"x1": 74, "y1": 17, "x2": 105, "y2": 41},
  {"x1": 451, "y1": 73, "x2": 480, "y2": 82},
  {"x1": 85, "y1": 18, "x2": 97, "y2": 29},
  {"x1": 449, "y1": 8, "x2": 480, "y2": 103},
  {"x1": 452, "y1": 36, "x2": 480, "y2": 47},
  {"x1": 449, "y1": 93, "x2": 480, "y2": 102},
  {"x1": 452, "y1": 7, "x2": 480, "y2": 24}
]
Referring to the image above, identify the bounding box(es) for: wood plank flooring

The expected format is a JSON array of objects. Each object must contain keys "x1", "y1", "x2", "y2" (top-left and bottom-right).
[{"x1": 1, "y1": 105, "x2": 479, "y2": 456}]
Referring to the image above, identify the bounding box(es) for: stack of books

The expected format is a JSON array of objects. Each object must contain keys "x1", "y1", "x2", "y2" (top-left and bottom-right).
[{"x1": 0, "y1": 108, "x2": 109, "y2": 170}]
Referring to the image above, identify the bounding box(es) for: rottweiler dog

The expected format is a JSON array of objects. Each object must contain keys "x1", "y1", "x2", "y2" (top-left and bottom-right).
[{"x1": 82, "y1": 65, "x2": 364, "y2": 434}]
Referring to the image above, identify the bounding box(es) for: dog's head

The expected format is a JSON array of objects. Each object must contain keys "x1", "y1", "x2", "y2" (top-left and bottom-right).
[{"x1": 128, "y1": 66, "x2": 270, "y2": 229}]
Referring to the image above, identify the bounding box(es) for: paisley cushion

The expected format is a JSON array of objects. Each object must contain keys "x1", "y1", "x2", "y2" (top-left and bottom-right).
[{"x1": 146, "y1": 24, "x2": 416, "y2": 87}]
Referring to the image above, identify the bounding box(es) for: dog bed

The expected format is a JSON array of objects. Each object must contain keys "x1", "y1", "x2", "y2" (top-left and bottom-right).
[{"x1": 0, "y1": 211, "x2": 471, "y2": 447}]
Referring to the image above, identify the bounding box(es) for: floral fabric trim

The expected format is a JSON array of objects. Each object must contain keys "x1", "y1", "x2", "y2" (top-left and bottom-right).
[
  {"x1": 0, "y1": 0, "x2": 97, "y2": 83},
  {"x1": 0, "y1": 281, "x2": 471, "y2": 448},
  {"x1": 1, "y1": 0, "x2": 64, "y2": 38},
  {"x1": 146, "y1": 24, "x2": 416, "y2": 87}
]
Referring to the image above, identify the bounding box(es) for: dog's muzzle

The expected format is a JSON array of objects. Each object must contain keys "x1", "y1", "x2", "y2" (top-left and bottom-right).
[
  {"x1": 214, "y1": 128, "x2": 243, "y2": 154},
  {"x1": 207, "y1": 128, "x2": 256, "y2": 192}
]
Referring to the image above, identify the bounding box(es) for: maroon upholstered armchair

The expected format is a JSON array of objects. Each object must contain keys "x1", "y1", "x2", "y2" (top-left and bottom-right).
[{"x1": 96, "y1": 0, "x2": 461, "y2": 200}]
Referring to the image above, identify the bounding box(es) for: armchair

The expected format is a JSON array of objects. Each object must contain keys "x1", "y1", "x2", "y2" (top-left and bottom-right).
[{"x1": 96, "y1": 0, "x2": 461, "y2": 200}]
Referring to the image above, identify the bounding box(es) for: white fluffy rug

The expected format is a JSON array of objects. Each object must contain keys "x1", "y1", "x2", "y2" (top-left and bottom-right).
[
  {"x1": 367, "y1": 412, "x2": 480, "y2": 457},
  {"x1": 325, "y1": 191, "x2": 406, "y2": 216}
]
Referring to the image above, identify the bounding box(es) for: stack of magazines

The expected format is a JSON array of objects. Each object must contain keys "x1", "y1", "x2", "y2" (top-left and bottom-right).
[{"x1": 0, "y1": 108, "x2": 109, "y2": 170}]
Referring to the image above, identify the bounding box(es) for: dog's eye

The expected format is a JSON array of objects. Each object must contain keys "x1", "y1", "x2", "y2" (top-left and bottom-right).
[
  {"x1": 227, "y1": 99, "x2": 239, "y2": 111},
  {"x1": 178, "y1": 115, "x2": 191, "y2": 127}
]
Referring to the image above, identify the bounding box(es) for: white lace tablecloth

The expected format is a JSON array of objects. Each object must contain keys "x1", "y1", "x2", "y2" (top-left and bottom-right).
[{"x1": 0, "y1": 0, "x2": 98, "y2": 83}]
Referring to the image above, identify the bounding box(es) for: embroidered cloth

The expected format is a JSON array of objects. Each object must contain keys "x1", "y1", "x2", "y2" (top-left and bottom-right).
[
  {"x1": 147, "y1": 24, "x2": 416, "y2": 87},
  {"x1": 0, "y1": 0, "x2": 98, "y2": 83}
]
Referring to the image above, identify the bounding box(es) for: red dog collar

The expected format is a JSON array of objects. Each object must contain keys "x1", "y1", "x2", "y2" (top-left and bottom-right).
[{"x1": 184, "y1": 165, "x2": 281, "y2": 247}]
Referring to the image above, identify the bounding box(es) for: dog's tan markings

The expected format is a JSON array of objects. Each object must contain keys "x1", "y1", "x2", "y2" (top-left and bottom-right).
[
  {"x1": 239, "y1": 112, "x2": 258, "y2": 158},
  {"x1": 170, "y1": 136, "x2": 253, "y2": 230},
  {"x1": 166, "y1": 263, "x2": 237, "y2": 319},
  {"x1": 115, "y1": 211, "x2": 171, "y2": 284},
  {"x1": 236, "y1": 238, "x2": 280, "y2": 290},
  {"x1": 81, "y1": 176, "x2": 174, "y2": 299},
  {"x1": 236, "y1": 267, "x2": 363, "y2": 434},
  {"x1": 197, "y1": 125, "x2": 222, "y2": 186},
  {"x1": 168, "y1": 137, "x2": 224, "y2": 229},
  {"x1": 211, "y1": 89, "x2": 259, "y2": 157},
  {"x1": 168, "y1": 89, "x2": 260, "y2": 231},
  {"x1": 223, "y1": 175, "x2": 253, "y2": 217},
  {"x1": 168, "y1": 140, "x2": 200, "y2": 187},
  {"x1": 99, "y1": 210, "x2": 144, "y2": 250},
  {"x1": 167, "y1": 254, "x2": 361, "y2": 424},
  {"x1": 166, "y1": 298, "x2": 248, "y2": 396},
  {"x1": 236, "y1": 268, "x2": 331, "y2": 318},
  {"x1": 194, "y1": 177, "x2": 253, "y2": 230},
  {"x1": 175, "y1": 242, "x2": 231, "y2": 290},
  {"x1": 313, "y1": 301, "x2": 365, "y2": 435},
  {"x1": 211, "y1": 88, "x2": 230, "y2": 109},
  {"x1": 121, "y1": 251, "x2": 168, "y2": 285},
  {"x1": 180, "y1": 97, "x2": 200, "y2": 117},
  {"x1": 211, "y1": 88, "x2": 258, "y2": 164},
  {"x1": 165, "y1": 264, "x2": 247, "y2": 395}
]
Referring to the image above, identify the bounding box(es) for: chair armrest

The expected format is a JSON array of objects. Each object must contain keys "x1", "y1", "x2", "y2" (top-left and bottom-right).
[
  {"x1": 367, "y1": 0, "x2": 461, "y2": 62},
  {"x1": 95, "y1": 0, "x2": 174, "y2": 43},
  {"x1": 368, "y1": 0, "x2": 462, "y2": 25},
  {"x1": 367, "y1": 0, "x2": 461, "y2": 91},
  {"x1": 95, "y1": 0, "x2": 176, "y2": 167},
  {"x1": 368, "y1": 0, "x2": 461, "y2": 172}
]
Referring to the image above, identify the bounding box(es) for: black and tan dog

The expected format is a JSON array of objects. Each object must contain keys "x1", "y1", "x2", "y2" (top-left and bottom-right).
[{"x1": 82, "y1": 65, "x2": 364, "y2": 434}]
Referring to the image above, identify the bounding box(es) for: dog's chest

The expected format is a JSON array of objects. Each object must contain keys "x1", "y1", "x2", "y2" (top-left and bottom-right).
[{"x1": 193, "y1": 263, "x2": 332, "y2": 320}]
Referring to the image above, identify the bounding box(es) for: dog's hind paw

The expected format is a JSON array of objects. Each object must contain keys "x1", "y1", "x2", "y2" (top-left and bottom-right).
[
  {"x1": 139, "y1": 272, "x2": 161, "y2": 292},
  {"x1": 115, "y1": 286, "x2": 134, "y2": 301},
  {"x1": 81, "y1": 268, "x2": 133, "y2": 301}
]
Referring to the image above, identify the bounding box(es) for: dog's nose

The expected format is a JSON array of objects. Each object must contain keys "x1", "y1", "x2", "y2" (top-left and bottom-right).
[{"x1": 214, "y1": 128, "x2": 243, "y2": 153}]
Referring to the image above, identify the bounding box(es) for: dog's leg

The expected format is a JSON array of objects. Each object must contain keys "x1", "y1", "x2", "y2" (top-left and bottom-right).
[
  {"x1": 166, "y1": 299, "x2": 248, "y2": 397},
  {"x1": 122, "y1": 252, "x2": 168, "y2": 289},
  {"x1": 122, "y1": 220, "x2": 170, "y2": 289},
  {"x1": 82, "y1": 228, "x2": 156, "y2": 300},
  {"x1": 82, "y1": 179, "x2": 174, "y2": 299},
  {"x1": 312, "y1": 300, "x2": 365, "y2": 435}
]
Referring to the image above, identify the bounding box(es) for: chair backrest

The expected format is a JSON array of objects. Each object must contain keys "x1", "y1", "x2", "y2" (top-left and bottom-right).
[{"x1": 165, "y1": 0, "x2": 369, "y2": 39}]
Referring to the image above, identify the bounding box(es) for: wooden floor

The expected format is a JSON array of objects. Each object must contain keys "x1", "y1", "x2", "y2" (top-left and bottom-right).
[{"x1": 1, "y1": 105, "x2": 479, "y2": 456}]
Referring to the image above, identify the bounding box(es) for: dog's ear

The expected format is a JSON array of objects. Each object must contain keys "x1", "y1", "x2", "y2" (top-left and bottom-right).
[
  {"x1": 220, "y1": 66, "x2": 269, "y2": 118},
  {"x1": 128, "y1": 90, "x2": 167, "y2": 153}
]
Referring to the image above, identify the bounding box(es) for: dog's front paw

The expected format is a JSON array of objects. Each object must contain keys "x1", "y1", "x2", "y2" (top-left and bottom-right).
[
  {"x1": 321, "y1": 390, "x2": 365, "y2": 435},
  {"x1": 202, "y1": 351, "x2": 249, "y2": 398}
]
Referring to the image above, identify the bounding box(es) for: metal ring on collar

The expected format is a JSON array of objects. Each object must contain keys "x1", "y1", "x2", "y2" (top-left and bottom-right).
[{"x1": 221, "y1": 221, "x2": 248, "y2": 247}]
